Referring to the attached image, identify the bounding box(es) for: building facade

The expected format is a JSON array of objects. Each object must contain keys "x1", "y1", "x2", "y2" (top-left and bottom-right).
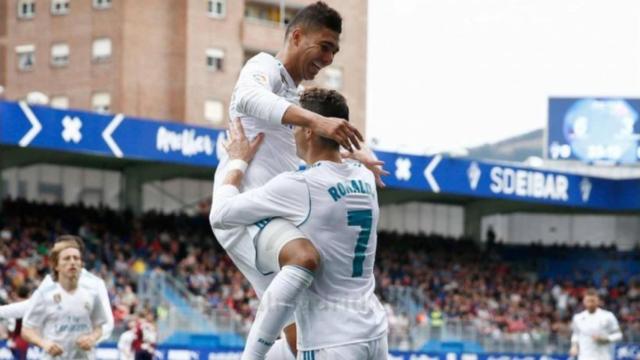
[{"x1": 0, "y1": 0, "x2": 367, "y2": 132}]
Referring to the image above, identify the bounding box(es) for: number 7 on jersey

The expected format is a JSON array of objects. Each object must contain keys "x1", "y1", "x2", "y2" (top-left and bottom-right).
[{"x1": 348, "y1": 209, "x2": 373, "y2": 277}]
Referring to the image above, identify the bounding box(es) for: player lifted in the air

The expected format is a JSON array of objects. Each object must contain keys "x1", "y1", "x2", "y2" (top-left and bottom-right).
[
  {"x1": 211, "y1": 88, "x2": 388, "y2": 360},
  {"x1": 569, "y1": 289, "x2": 622, "y2": 360},
  {"x1": 21, "y1": 235, "x2": 109, "y2": 360},
  {"x1": 211, "y1": 2, "x2": 387, "y2": 359}
]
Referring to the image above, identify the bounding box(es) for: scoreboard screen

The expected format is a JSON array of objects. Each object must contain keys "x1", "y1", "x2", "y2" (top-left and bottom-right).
[{"x1": 547, "y1": 98, "x2": 640, "y2": 164}]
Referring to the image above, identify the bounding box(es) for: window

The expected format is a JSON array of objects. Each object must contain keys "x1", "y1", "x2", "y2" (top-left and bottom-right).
[
  {"x1": 51, "y1": 0, "x2": 70, "y2": 15},
  {"x1": 207, "y1": 0, "x2": 225, "y2": 18},
  {"x1": 204, "y1": 100, "x2": 224, "y2": 125},
  {"x1": 17, "y1": 0, "x2": 36, "y2": 19},
  {"x1": 93, "y1": 0, "x2": 112, "y2": 10},
  {"x1": 206, "y1": 48, "x2": 224, "y2": 72},
  {"x1": 92, "y1": 92, "x2": 111, "y2": 113},
  {"x1": 50, "y1": 96, "x2": 69, "y2": 109},
  {"x1": 50, "y1": 43, "x2": 69, "y2": 67},
  {"x1": 92, "y1": 38, "x2": 112, "y2": 62},
  {"x1": 16, "y1": 44, "x2": 35, "y2": 71},
  {"x1": 324, "y1": 67, "x2": 343, "y2": 90}
]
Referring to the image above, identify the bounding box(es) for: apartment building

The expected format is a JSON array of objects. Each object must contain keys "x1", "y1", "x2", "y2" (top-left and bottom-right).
[{"x1": 0, "y1": 0, "x2": 368, "y2": 132}]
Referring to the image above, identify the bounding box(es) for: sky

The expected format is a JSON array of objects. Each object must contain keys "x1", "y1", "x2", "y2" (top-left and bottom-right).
[{"x1": 366, "y1": 0, "x2": 640, "y2": 155}]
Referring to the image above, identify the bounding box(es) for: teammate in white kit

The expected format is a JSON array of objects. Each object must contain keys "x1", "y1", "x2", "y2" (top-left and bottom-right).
[
  {"x1": 21, "y1": 236, "x2": 109, "y2": 360},
  {"x1": 0, "y1": 237, "x2": 114, "y2": 343},
  {"x1": 211, "y1": 89, "x2": 388, "y2": 360},
  {"x1": 569, "y1": 289, "x2": 622, "y2": 360},
  {"x1": 212, "y1": 2, "x2": 386, "y2": 359}
]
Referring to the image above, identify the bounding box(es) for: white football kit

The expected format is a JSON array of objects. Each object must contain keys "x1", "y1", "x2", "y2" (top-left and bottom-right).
[
  {"x1": 211, "y1": 161, "x2": 388, "y2": 359},
  {"x1": 0, "y1": 268, "x2": 114, "y2": 342},
  {"x1": 571, "y1": 308, "x2": 622, "y2": 360},
  {"x1": 212, "y1": 52, "x2": 301, "y2": 297},
  {"x1": 23, "y1": 281, "x2": 108, "y2": 360}
]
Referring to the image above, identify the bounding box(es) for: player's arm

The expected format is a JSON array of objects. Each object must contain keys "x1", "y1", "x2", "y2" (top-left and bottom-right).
[
  {"x1": 0, "y1": 275, "x2": 54, "y2": 319},
  {"x1": 22, "y1": 326, "x2": 64, "y2": 356},
  {"x1": 76, "y1": 326, "x2": 102, "y2": 351},
  {"x1": 341, "y1": 145, "x2": 389, "y2": 187},
  {"x1": 96, "y1": 277, "x2": 114, "y2": 342},
  {"x1": 594, "y1": 313, "x2": 623, "y2": 344},
  {"x1": 22, "y1": 292, "x2": 64, "y2": 356},
  {"x1": 569, "y1": 315, "x2": 579, "y2": 356},
  {"x1": 233, "y1": 59, "x2": 362, "y2": 151},
  {"x1": 210, "y1": 119, "x2": 308, "y2": 229},
  {"x1": 77, "y1": 291, "x2": 108, "y2": 350},
  {"x1": 0, "y1": 299, "x2": 31, "y2": 319}
]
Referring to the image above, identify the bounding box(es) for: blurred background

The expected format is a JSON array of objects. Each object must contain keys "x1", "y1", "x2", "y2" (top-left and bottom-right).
[{"x1": 0, "y1": 1, "x2": 639, "y2": 359}]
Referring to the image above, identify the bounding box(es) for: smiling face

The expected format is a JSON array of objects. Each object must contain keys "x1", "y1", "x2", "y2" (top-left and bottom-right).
[{"x1": 290, "y1": 27, "x2": 340, "y2": 82}]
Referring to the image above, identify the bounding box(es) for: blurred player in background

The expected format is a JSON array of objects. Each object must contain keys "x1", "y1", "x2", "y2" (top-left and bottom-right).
[
  {"x1": 569, "y1": 288, "x2": 623, "y2": 360},
  {"x1": 212, "y1": 1, "x2": 387, "y2": 359},
  {"x1": 211, "y1": 88, "x2": 388, "y2": 360},
  {"x1": 0, "y1": 236, "x2": 114, "y2": 343},
  {"x1": 21, "y1": 236, "x2": 109, "y2": 360}
]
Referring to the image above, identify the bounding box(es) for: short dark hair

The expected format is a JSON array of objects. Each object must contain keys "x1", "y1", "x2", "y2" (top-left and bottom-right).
[
  {"x1": 300, "y1": 88, "x2": 349, "y2": 150},
  {"x1": 285, "y1": 2, "x2": 342, "y2": 39}
]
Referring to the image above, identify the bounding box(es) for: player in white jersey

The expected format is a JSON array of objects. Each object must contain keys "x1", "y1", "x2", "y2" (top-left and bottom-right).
[
  {"x1": 21, "y1": 236, "x2": 109, "y2": 360},
  {"x1": 211, "y1": 89, "x2": 388, "y2": 360},
  {"x1": 212, "y1": 2, "x2": 387, "y2": 359},
  {"x1": 569, "y1": 289, "x2": 622, "y2": 360},
  {"x1": 0, "y1": 237, "x2": 114, "y2": 343}
]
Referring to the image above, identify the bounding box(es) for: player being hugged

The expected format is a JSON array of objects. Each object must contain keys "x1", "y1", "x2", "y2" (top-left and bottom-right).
[
  {"x1": 569, "y1": 288, "x2": 623, "y2": 360},
  {"x1": 21, "y1": 235, "x2": 109, "y2": 360}
]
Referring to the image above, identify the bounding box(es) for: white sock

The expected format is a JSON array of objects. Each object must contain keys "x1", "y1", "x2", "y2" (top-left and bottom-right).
[
  {"x1": 264, "y1": 338, "x2": 296, "y2": 360},
  {"x1": 242, "y1": 265, "x2": 313, "y2": 360}
]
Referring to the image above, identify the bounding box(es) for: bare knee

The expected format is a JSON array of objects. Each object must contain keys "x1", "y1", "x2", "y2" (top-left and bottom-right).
[{"x1": 279, "y1": 238, "x2": 320, "y2": 272}]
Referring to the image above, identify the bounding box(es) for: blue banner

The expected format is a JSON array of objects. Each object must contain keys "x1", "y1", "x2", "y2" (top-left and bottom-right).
[
  {"x1": 377, "y1": 151, "x2": 640, "y2": 210},
  {"x1": 2, "y1": 100, "x2": 640, "y2": 210},
  {"x1": 0, "y1": 101, "x2": 223, "y2": 167}
]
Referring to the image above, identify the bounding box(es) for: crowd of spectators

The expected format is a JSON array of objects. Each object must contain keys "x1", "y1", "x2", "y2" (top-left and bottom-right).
[{"x1": 1, "y1": 199, "x2": 639, "y2": 351}]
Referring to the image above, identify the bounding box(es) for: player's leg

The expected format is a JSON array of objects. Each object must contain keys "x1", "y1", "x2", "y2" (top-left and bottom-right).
[
  {"x1": 213, "y1": 227, "x2": 274, "y2": 299},
  {"x1": 242, "y1": 219, "x2": 319, "y2": 360}
]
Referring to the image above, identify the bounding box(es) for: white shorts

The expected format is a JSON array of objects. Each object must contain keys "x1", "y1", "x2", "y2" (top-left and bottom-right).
[
  {"x1": 298, "y1": 336, "x2": 388, "y2": 360},
  {"x1": 213, "y1": 226, "x2": 275, "y2": 298}
]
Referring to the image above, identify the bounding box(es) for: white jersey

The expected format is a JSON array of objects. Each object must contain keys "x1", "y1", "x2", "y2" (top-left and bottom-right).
[
  {"x1": 0, "y1": 269, "x2": 114, "y2": 342},
  {"x1": 218, "y1": 52, "x2": 300, "y2": 193},
  {"x1": 571, "y1": 308, "x2": 622, "y2": 360},
  {"x1": 23, "y1": 281, "x2": 108, "y2": 360},
  {"x1": 211, "y1": 161, "x2": 388, "y2": 350}
]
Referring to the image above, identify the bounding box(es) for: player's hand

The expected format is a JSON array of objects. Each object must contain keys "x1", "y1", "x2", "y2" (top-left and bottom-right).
[
  {"x1": 311, "y1": 116, "x2": 363, "y2": 153},
  {"x1": 341, "y1": 149, "x2": 390, "y2": 187},
  {"x1": 592, "y1": 335, "x2": 609, "y2": 344},
  {"x1": 43, "y1": 341, "x2": 64, "y2": 356},
  {"x1": 569, "y1": 345, "x2": 578, "y2": 357},
  {"x1": 76, "y1": 334, "x2": 96, "y2": 351},
  {"x1": 223, "y1": 118, "x2": 265, "y2": 163}
]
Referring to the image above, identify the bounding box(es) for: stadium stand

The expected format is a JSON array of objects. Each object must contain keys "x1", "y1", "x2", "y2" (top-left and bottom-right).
[{"x1": 1, "y1": 198, "x2": 638, "y2": 355}]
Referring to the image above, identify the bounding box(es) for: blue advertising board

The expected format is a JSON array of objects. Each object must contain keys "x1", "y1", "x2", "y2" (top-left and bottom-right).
[
  {"x1": 0, "y1": 101, "x2": 224, "y2": 167},
  {"x1": 547, "y1": 98, "x2": 640, "y2": 164},
  {"x1": 2, "y1": 100, "x2": 640, "y2": 211},
  {"x1": 377, "y1": 151, "x2": 639, "y2": 211}
]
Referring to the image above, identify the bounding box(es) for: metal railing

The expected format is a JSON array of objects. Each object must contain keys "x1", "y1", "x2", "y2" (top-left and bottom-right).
[
  {"x1": 383, "y1": 285, "x2": 640, "y2": 353},
  {"x1": 137, "y1": 270, "x2": 243, "y2": 341}
]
